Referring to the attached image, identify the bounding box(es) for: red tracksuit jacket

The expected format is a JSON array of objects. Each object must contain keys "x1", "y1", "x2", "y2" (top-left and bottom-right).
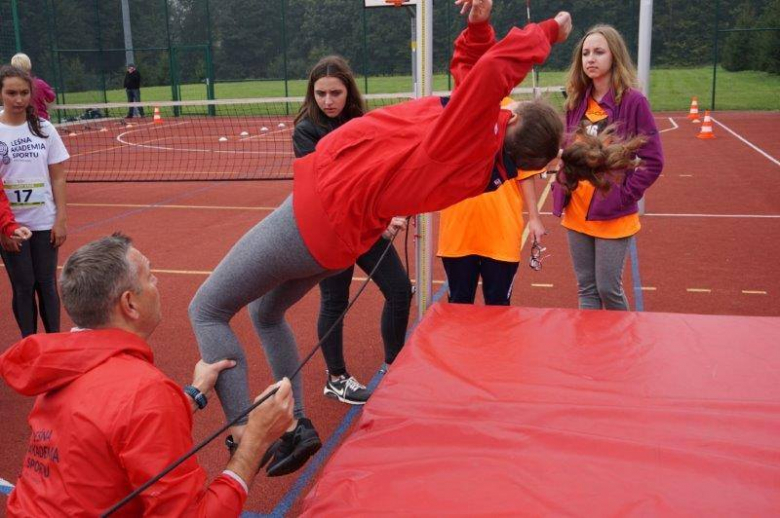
[
  {"x1": 0, "y1": 329, "x2": 247, "y2": 517},
  {"x1": 0, "y1": 180, "x2": 21, "y2": 237},
  {"x1": 293, "y1": 19, "x2": 559, "y2": 269}
]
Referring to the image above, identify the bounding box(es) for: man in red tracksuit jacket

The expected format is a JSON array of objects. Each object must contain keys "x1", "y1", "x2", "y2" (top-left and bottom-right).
[{"x1": 1, "y1": 234, "x2": 294, "y2": 516}]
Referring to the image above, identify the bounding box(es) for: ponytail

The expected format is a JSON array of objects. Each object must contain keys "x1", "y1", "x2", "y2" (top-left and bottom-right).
[
  {"x1": 557, "y1": 125, "x2": 645, "y2": 196},
  {"x1": 26, "y1": 105, "x2": 46, "y2": 138}
]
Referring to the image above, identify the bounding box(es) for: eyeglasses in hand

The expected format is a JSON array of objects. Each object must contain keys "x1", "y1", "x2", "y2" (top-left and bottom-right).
[{"x1": 529, "y1": 239, "x2": 549, "y2": 271}]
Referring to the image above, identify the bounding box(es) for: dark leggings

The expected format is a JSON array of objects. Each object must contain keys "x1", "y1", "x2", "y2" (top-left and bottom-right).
[
  {"x1": 0, "y1": 230, "x2": 60, "y2": 337},
  {"x1": 442, "y1": 255, "x2": 520, "y2": 306},
  {"x1": 318, "y1": 236, "x2": 412, "y2": 377}
]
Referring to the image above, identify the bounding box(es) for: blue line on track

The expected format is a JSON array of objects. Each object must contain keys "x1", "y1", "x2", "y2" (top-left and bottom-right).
[{"x1": 629, "y1": 236, "x2": 644, "y2": 312}]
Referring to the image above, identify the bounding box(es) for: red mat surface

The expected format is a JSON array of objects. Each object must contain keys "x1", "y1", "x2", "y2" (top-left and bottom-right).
[{"x1": 302, "y1": 303, "x2": 780, "y2": 516}]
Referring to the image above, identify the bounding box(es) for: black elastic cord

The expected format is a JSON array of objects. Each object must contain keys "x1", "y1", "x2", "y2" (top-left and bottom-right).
[{"x1": 102, "y1": 229, "x2": 402, "y2": 517}]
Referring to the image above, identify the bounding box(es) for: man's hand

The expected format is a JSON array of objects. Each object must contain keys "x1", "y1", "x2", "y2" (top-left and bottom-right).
[
  {"x1": 455, "y1": 0, "x2": 492, "y2": 24},
  {"x1": 0, "y1": 232, "x2": 21, "y2": 253},
  {"x1": 382, "y1": 216, "x2": 408, "y2": 240},
  {"x1": 554, "y1": 11, "x2": 572, "y2": 43},
  {"x1": 226, "y1": 379, "x2": 294, "y2": 487},
  {"x1": 247, "y1": 379, "x2": 294, "y2": 440},
  {"x1": 191, "y1": 358, "x2": 237, "y2": 396}
]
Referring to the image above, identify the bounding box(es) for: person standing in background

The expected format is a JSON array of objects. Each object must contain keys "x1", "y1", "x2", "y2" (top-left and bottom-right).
[
  {"x1": 293, "y1": 56, "x2": 412, "y2": 407},
  {"x1": 552, "y1": 25, "x2": 663, "y2": 310},
  {"x1": 10, "y1": 54, "x2": 55, "y2": 121},
  {"x1": 124, "y1": 63, "x2": 144, "y2": 118},
  {"x1": 437, "y1": 99, "x2": 548, "y2": 307},
  {"x1": 0, "y1": 65, "x2": 69, "y2": 337}
]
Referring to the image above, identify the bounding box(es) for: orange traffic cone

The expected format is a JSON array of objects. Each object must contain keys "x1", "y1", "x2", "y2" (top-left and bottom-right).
[
  {"x1": 687, "y1": 96, "x2": 700, "y2": 123},
  {"x1": 153, "y1": 107, "x2": 163, "y2": 125},
  {"x1": 697, "y1": 110, "x2": 715, "y2": 139}
]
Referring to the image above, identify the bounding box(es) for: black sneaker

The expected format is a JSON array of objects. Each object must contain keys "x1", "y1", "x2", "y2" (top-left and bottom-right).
[
  {"x1": 324, "y1": 374, "x2": 371, "y2": 405},
  {"x1": 264, "y1": 417, "x2": 322, "y2": 477}
]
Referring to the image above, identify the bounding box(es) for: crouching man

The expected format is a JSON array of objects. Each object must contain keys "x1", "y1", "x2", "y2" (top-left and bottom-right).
[{"x1": 1, "y1": 232, "x2": 293, "y2": 516}]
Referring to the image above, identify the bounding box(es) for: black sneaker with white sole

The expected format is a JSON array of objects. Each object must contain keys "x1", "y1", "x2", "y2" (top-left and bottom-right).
[{"x1": 323, "y1": 374, "x2": 371, "y2": 405}]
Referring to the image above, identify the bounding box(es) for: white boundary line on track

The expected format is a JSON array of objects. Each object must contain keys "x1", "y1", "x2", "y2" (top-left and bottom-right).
[{"x1": 711, "y1": 117, "x2": 780, "y2": 167}]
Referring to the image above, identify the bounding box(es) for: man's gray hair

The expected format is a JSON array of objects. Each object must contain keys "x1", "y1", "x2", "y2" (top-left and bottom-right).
[{"x1": 60, "y1": 232, "x2": 140, "y2": 328}]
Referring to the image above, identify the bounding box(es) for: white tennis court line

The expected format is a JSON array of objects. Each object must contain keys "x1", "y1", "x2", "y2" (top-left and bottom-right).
[
  {"x1": 117, "y1": 124, "x2": 294, "y2": 155},
  {"x1": 711, "y1": 117, "x2": 780, "y2": 167},
  {"x1": 538, "y1": 211, "x2": 780, "y2": 219},
  {"x1": 659, "y1": 117, "x2": 678, "y2": 133},
  {"x1": 69, "y1": 123, "x2": 192, "y2": 159}
]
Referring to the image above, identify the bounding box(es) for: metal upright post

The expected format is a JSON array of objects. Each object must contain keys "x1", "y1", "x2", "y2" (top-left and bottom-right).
[
  {"x1": 281, "y1": 0, "x2": 289, "y2": 114},
  {"x1": 362, "y1": 6, "x2": 369, "y2": 93},
  {"x1": 94, "y1": 0, "x2": 108, "y2": 104},
  {"x1": 414, "y1": 0, "x2": 434, "y2": 319},
  {"x1": 121, "y1": 0, "x2": 135, "y2": 66},
  {"x1": 205, "y1": 0, "x2": 216, "y2": 112},
  {"x1": 11, "y1": 0, "x2": 21, "y2": 52},
  {"x1": 711, "y1": 0, "x2": 720, "y2": 111},
  {"x1": 163, "y1": 0, "x2": 179, "y2": 114},
  {"x1": 636, "y1": 0, "x2": 653, "y2": 216}
]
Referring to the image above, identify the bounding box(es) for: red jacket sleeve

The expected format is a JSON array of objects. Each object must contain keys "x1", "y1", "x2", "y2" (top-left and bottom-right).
[
  {"x1": 450, "y1": 21, "x2": 496, "y2": 88},
  {"x1": 0, "y1": 181, "x2": 20, "y2": 237},
  {"x1": 423, "y1": 19, "x2": 559, "y2": 164},
  {"x1": 113, "y1": 379, "x2": 247, "y2": 517}
]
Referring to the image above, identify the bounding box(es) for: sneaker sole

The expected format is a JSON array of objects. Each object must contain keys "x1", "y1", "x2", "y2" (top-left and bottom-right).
[{"x1": 323, "y1": 387, "x2": 368, "y2": 406}]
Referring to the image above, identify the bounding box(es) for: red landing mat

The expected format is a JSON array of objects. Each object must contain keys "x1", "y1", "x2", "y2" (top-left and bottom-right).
[{"x1": 302, "y1": 304, "x2": 780, "y2": 516}]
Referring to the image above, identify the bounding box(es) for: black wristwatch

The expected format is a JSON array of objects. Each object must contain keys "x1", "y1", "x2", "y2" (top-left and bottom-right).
[{"x1": 183, "y1": 385, "x2": 208, "y2": 410}]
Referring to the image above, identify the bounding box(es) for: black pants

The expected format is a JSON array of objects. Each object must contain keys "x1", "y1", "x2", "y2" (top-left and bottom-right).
[
  {"x1": 126, "y1": 88, "x2": 144, "y2": 117},
  {"x1": 0, "y1": 230, "x2": 60, "y2": 337},
  {"x1": 442, "y1": 255, "x2": 519, "y2": 306},
  {"x1": 318, "y1": 237, "x2": 412, "y2": 377}
]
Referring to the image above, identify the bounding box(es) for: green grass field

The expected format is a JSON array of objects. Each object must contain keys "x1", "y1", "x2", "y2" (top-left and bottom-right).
[{"x1": 58, "y1": 66, "x2": 779, "y2": 112}]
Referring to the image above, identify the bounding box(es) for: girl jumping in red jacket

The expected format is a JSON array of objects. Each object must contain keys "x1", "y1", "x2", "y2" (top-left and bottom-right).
[{"x1": 189, "y1": 0, "x2": 580, "y2": 477}]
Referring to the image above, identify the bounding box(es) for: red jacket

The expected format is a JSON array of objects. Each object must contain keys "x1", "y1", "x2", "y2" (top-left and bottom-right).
[
  {"x1": 0, "y1": 180, "x2": 21, "y2": 237},
  {"x1": 293, "y1": 19, "x2": 559, "y2": 269},
  {"x1": 0, "y1": 329, "x2": 247, "y2": 517}
]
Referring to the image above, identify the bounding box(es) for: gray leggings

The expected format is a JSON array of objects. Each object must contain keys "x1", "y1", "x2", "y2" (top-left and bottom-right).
[
  {"x1": 566, "y1": 229, "x2": 632, "y2": 311},
  {"x1": 189, "y1": 196, "x2": 338, "y2": 423}
]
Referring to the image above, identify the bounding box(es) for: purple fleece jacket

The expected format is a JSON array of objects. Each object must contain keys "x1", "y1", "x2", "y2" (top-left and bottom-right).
[{"x1": 552, "y1": 86, "x2": 664, "y2": 220}]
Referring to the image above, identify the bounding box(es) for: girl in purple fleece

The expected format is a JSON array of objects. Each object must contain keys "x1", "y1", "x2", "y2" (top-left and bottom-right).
[{"x1": 552, "y1": 24, "x2": 664, "y2": 310}]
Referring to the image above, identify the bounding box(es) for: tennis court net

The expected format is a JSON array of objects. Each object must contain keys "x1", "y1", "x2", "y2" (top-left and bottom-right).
[{"x1": 52, "y1": 87, "x2": 563, "y2": 182}]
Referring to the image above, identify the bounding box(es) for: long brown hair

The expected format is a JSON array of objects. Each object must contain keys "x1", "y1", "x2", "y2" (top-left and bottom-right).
[
  {"x1": 0, "y1": 65, "x2": 46, "y2": 138},
  {"x1": 295, "y1": 55, "x2": 365, "y2": 128},
  {"x1": 565, "y1": 25, "x2": 638, "y2": 111},
  {"x1": 556, "y1": 125, "x2": 645, "y2": 195},
  {"x1": 504, "y1": 99, "x2": 564, "y2": 170}
]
